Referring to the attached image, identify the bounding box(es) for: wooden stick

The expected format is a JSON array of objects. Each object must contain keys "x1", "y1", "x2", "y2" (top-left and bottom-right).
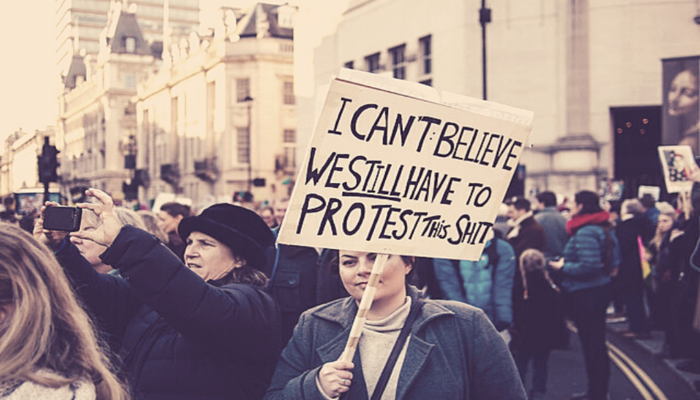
[{"x1": 338, "y1": 253, "x2": 389, "y2": 363}]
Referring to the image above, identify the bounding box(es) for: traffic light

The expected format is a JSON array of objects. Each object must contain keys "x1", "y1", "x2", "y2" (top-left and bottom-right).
[{"x1": 38, "y1": 141, "x2": 59, "y2": 184}]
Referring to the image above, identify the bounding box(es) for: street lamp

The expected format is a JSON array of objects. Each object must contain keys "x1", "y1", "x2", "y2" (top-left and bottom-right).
[
  {"x1": 243, "y1": 95, "x2": 253, "y2": 192},
  {"x1": 479, "y1": 0, "x2": 492, "y2": 100}
]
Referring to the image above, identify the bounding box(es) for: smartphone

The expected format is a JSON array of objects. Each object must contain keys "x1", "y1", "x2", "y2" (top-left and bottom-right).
[{"x1": 43, "y1": 206, "x2": 82, "y2": 232}]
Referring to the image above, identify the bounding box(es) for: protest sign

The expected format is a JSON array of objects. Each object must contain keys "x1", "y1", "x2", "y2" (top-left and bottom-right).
[
  {"x1": 658, "y1": 145, "x2": 699, "y2": 194},
  {"x1": 278, "y1": 69, "x2": 534, "y2": 261}
]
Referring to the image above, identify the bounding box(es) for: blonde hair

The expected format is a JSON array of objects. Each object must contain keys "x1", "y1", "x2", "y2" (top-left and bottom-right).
[
  {"x1": 136, "y1": 210, "x2": 169, "y2": 243},
  {"x1": 519, "y1": 249, "x2": 559, "y2": 299},
  {"x1": 651, "y1": 202, "x2": 678, "y2": 249},
  {"x1": 0, "y1": 224, "x2": 128, "y2": 399}
]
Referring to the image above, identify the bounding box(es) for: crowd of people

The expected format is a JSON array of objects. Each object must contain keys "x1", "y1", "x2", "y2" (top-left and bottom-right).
[{"x1": 2, "y1": 182, "x2": 700, "y2": 400}]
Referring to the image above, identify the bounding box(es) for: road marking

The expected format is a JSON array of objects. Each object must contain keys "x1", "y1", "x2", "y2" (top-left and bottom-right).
[
  {"x1": 608, "y1": 342, "x2": 668, "y2": 400},
  {"x1": 567, "y1": 322, "x2": 669, "y2": 400},
  {"x1": 608, "y1": 349, "x2": 654, "y2": 400}
]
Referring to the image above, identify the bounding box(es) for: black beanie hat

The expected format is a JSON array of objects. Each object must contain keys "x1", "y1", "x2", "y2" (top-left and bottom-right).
[{"x1": 178, "y1": 203, "x2": 274, "y2": 268}]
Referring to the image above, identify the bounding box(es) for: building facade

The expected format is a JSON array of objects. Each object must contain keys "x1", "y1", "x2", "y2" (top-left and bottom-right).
[
  {"x1": 133, "y1": 3, "x2": 297, "y2": 206},
  {"x1": 56, "y1": 5, "x2": 156, "y2": 197},
  {"x1": 298, "y1": 0, "x2": 700, "y2": 200},
  {"x1": 55, "y1": 0, "x2": 199, "y2": 78},
  {"x1": 0, "y1": 128, "x2": 56, "y2": 196}
]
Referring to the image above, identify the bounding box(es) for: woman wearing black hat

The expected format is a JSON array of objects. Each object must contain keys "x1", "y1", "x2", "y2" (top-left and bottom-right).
[{"x1": 35, "y1": 188, "x2": 283, "y2": 400}]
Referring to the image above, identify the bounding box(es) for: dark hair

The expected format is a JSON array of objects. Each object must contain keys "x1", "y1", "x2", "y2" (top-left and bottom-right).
[
  {"x1": 608, "y1": 200, "x2": 622, "y2": 214},
  {"x1": 507, "y1": 197, "x2": 531, "y2": 212},
  {"x1": 639, "y1": 194, "x2": 656, "y2": 209},
  {"x1": 160, "y1": 202, "x2": 192, "y2": 218},
  {"x1": 229, "y1": 264, "x2": 269, "y2": 288},
  {"x1": 536, "y1": 191, "x2": 557, "y2": 207},
  {"x1": 574, "y1": 190, "x2": 603, "y2": 215}
]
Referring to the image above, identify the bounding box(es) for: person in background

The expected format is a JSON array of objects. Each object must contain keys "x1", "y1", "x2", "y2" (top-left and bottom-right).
[
  {"x1": 614, "y1": 199, "x2": 653, "y2": 340},
  {"x1": 646, "y1": 202, "x2": 683, "y2": 355},
  {"x1": 264, "y1": 251, "x2": 527, "y2": 400},
  {"x1": 506, "y1": 196, "x2": 546, "y2": 334},
  {"x1": 37, "y1": 189, "x2": 283, "y2": 400},
  {"x1": 1, "y1": 224, "x2": 128, "y2": 400},
  {"x1": 550, "y1": 190, "x2": 621, "y2": 400},
  {"x1": 157, "y1": 202, "x2": 192, "y2": 261},
  {"x1": 433, "y1": 229, "x2": 516, "y2": 332},
  {"x1": 511, "y1": 249, "x2": 567, "y2": 400},
  {"x1": 266, "y1": 197, "x2": 320, "y2": 345},
  {"x1": 136, "y1": 210, "x2": 169, "y2": 244},
  {"x1": 533, "y1": 191, "x2": 569, "y2": 261},
  {"x1": 640, "y1": 194, "x2": 660, "y2": 227},
  {"x1": 258, "y1": 205, "x2": 279, "y2": 230}
]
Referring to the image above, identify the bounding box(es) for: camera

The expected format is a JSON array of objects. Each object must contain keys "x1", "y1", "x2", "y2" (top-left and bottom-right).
[{"x1": 43, "y1": 206, "x2": 82, "y2": 232}]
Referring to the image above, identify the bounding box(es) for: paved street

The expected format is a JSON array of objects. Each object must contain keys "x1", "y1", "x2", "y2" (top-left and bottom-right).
[{"x1": 526, "y1": 321, "x2": 700, "y2": 400}]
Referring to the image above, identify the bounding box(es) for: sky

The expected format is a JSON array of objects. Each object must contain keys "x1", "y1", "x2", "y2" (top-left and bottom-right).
[{"x1": 0, "y1": 0, "x2": 261, "y2": 151}]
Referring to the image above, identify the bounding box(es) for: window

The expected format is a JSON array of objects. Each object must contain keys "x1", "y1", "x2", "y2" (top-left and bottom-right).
[
  {"x1": 419, "y1": 35, "x2": 432, "y2": 75},
  {"x1": 365, "y1": 53, "x2": 380, "y2": 73},
  {"x1": 237, "y1": 78, "x2": 250, "y2": 102},
  {"x1": 389, "y1": 44, "x2": 406, "y2": 80},
  {"x1": 283, "y1": 81, "x2": 295, "y2": 105},
  {"x1": 344, "y1": 61, "x2": 354, "y2": 69},
  {"x1": 124, "y1": 73, "x2": 136, "y2": 88},
  {"x1": 283, "y1": 129, "x2": 296, "y2": 143},
  {"x1": 125, "y1": 36, "x2": 136, "y2": 53},
  {"x1": 283, "y1": 129, "x2": 296, "y2": 169},
  {"x1": 237, "y1": 128, "x2": 250, "y2": 163},
  {"x1": 420, "y1": 79, "x2": 432, "y2": 87}
]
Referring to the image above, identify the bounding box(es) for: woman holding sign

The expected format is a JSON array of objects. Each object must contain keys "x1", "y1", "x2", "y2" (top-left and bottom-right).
[{"x1": 264, "y1": 250, "x2": 527, "y2": 400}]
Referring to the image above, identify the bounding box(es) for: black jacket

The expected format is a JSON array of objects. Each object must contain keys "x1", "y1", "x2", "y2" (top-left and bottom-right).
[
  {"x1": 57, "y1": 226, "x2": 282, "y2": 400},
  {"x1": 615, "y1": 216, "x2": 653, "y2": 292}
]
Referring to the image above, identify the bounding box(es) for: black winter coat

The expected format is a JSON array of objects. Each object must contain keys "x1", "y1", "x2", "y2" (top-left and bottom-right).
[
  {"x1": 57, "y1": 226, "x2": 282, "y2": 400},
  {"x1": 511, "y1": 272, "x2": 568, "y2": 353},
  {"x1": 615, "y1": 216, "x2": 653, "y2": 292},
  {"x1": 265, "y1": 240, "x2": 320, "y2": 345}
]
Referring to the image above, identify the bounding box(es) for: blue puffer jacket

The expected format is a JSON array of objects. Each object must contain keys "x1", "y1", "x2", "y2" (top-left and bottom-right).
[
  {"x1": 433, "y1": 238, "x2": 516, "y2": 330},
  {"x1": 560, "y1": 224, "x2": 621, "y2": 293}
]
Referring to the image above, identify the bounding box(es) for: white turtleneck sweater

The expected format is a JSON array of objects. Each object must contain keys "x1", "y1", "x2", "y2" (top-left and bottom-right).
[{"x1": 318, "y1": 297, "x2": 412, "y2": 400}]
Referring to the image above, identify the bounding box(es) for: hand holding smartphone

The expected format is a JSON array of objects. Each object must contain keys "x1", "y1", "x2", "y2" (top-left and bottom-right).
[{"x1": 43, "y1": 206, "x2": 82, "y2": 232}]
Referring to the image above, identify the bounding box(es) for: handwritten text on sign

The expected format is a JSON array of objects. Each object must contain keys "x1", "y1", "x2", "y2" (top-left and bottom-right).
[{"x1": 278, "y1": 79, "x2": 532, "y2": 261}]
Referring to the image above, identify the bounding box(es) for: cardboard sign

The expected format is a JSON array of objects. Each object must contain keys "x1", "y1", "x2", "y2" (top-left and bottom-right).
[
  {"x1": 658, "y1": 145, "x2": 699, "y2": 193},
  {"x1": 278, "y1": 70, "x2": 533, "y2": 261}
]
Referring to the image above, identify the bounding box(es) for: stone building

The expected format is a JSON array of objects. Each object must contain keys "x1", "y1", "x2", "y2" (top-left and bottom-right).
[
  {"x1": 297, "y1": 0, "x2": 700, "y2": 200},
  {"x1": 133, "y1": 3, "x2": 297, "y2": 206},
  {"x1": 0, "y1": 127, "x2": 57, "y2": 200},
  {"x1": 56, "y1": 4, "x2": 157, "y2": 197}
]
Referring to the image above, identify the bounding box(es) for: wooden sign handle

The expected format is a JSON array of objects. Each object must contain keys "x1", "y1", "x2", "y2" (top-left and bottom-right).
[{"x1": 337, "y1": 253, "x2": 389, "y2": 363}]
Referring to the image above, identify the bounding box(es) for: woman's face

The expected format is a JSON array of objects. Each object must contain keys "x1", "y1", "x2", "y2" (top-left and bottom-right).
[
  {"x1": 184, "y1": 231, "x2": 238, "y2": 282},
  {"x1": 70, "y1": 219, "x2": 109, "y2": 271},
  {"x1": 338, "y1": 251, "x2": 411, "y2": 304},
  {"x1": 657, "y1": 214, "x2": 674, "y2": 234},
  {"x1": 157, "y1": 211, "x2": 183, "y2": 235},
  {"x1": 668, "y1": 70, "x2": 699, "y2": 117}
]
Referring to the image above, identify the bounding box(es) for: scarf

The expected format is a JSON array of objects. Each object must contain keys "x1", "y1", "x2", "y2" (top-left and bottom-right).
[
  {"x1": 566, "y1": 211, "x2": 610, "y2": 235},
  {"x1": 506, "y1": 211, "x2": 534, "y2": 240}
]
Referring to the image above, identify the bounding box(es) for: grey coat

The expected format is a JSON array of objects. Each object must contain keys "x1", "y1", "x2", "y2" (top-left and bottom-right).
[{"x1": 264, "y1": 287, "x2": 526, "y2": 400}]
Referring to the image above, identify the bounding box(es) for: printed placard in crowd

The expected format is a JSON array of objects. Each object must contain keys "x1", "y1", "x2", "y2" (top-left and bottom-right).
[
  {"x1": 658, "y1": 145, "x2": 699, "y2": 193},
  {"x1": 278, "y1": 70, "x2": 534, "y2": 261}
]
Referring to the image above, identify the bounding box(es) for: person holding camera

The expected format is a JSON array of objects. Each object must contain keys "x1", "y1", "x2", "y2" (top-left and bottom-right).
[
  {"x1": 35, "y1": 189, "x2": 283, "y2": 400},
  {"x1": 264, "y1": 250, "x2": 526, "y2": 400}
]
